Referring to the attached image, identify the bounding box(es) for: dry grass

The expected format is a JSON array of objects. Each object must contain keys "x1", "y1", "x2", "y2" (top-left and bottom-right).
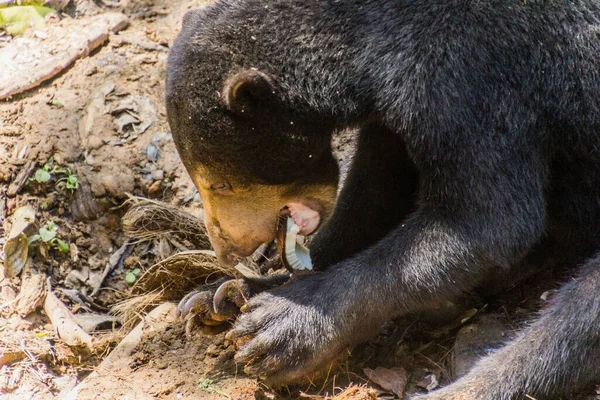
[
  {"x1": 115, "y1": 197, "x2": 265, "y2": 333},
  {"x1": 300, "y1": 384, "x2": 377, "y2": 400},
  {"x1": 122, "y1": 196, "x2": 210, "y2": 249},
  {"x1": 331, "y1": 385, "x2": 377, "y2": 400},
  {"x1": 112, "y1": 250, "x2": 235, "y2": 331},
  {"x1": 111, "y1": 290, "x2": 166, "y2": 331},
  {"x1": 131, "y1": 250, "x2": 231, "y2": 298}
]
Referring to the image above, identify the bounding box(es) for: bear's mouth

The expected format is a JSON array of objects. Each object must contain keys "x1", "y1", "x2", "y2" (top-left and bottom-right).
[{"x1": 280, "y1": 202, "x2": 321, "y2": 236}]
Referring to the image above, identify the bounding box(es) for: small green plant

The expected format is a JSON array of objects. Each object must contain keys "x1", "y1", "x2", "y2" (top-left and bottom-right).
[
  {"x1": 198, "y1": 378, "x2": 231, "y2": 399},
  {"x1": 28, "y1": 220, "x2": 70, "y2": 254},
  {"x1": 125, "y1": 268, "x2": 141, "y2": 285},
  {"x1": 30, "y1": 158, "x2": 80, "y2": 192},
  {"x1": 50, "y1": 98, "x2": 63, "y2": 108},
  {"x1": 31, "y1": 159, "x2": 53, "y2": 184},
  {"x1": 56, "y1": 170, "x2": 80, "y2": 192}
]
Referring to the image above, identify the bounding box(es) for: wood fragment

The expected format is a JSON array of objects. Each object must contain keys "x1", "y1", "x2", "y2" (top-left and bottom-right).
[
  {"x1": 0, "y1": 13, "x2": 129, "y2": 100},
  {"x1": 44, "y1": 278, "x2": 93, "y2": 348},
  {"x1": 0, "y1": 351, "x2": 25, "y2": 367},
  {"x1": 69, "y1": 179, "x2": 101, "y2": 221},
  {"x1": 14, "y1": 260, "x2": 46, "y2": 317},
  {"x1": 7, "y1": 160, "x2": 36, "y2": 197}
]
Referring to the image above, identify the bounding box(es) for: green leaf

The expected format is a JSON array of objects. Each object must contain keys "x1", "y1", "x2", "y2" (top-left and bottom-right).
[
  {"x1": 50, "y1": 98, "x2": 62, "y2": 107},
  {"x1": 125, "y1": 272, "x2": 137, "y2": 284},
  {"x1": 55, "y1": 239, "x2": 70, "y2": 254},
  {"x1": 132, "y1": 268, "x2": 141, "y2": 276},
  {"x1": 198, "y1": 378, "x2": 230, "y2": 399},
  {"x1": 198, "y1": 378, "x2": 214, "y2": 389},
  {"x1": 34, "y1": 169, "x2": 51, "y2": 183},
  {"x1": 39, "y1": 227, "x2": 56, "y2": 242},
  {"x1": 0, "y1": 6, "x2": 55, "y2": 36},
  {"x1": 51, "y1": 166, "x2": 67, "y2": 175},
  {"x1": 66, "y1": 174, "x2": 79, "y2": 190},
  {"x1": 28, "y1": 234, "x2": 41, "y2": 245},
  {"x1": 43, "y1": 158, "x2": 54, "y2": 171}
]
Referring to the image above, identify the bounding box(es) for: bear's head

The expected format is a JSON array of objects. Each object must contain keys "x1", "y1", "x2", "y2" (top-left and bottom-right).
[{"x1": 167, "y1": 31, "x2": 339, "y2": 267}]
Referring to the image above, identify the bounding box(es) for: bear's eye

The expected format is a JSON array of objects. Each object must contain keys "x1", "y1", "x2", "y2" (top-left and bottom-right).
[{"x1": 210, "y1": 183, "x2": 231, "y2": 192}]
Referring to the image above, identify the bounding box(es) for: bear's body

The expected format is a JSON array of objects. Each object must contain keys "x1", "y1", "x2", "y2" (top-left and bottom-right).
[{"x1": 166, "y1": 1, "x2": 600, "y2": 398}]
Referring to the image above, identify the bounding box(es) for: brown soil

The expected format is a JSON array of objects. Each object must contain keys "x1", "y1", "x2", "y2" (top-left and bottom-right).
[{"x1": 0, "y1": 2, "x2": 595, "y2": 399}]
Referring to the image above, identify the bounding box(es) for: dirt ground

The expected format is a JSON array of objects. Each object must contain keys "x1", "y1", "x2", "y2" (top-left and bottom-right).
[{"x1": 1, "y1": 1, "x2": 599, "y2": 399}]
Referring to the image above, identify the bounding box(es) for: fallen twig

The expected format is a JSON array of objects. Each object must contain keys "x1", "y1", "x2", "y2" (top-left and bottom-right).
[
  {"x1": 7, "y1": 160, "x2": 36, "y2": 197},
  {"x1": 90, "y1": 241, "x2": 131, "y2": 297},
  {"x1": 44, "y1": 278, "x2": 93, "y2": 348}
]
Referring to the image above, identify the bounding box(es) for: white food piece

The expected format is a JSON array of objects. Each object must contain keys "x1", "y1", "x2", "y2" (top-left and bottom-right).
[
  {"x1": 285, "y1": 217, "x2": 313, "y2": 270},
  {"x1": 234, "y1": 262, "x2": 260, "y2": 278}
]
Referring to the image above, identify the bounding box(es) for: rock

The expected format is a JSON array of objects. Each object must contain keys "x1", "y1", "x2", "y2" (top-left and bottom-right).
[
  {"x1": 87, "y1": 136, "x2": 105, "y2": 151},
  {"x1": 98, "y1": 171, "x2": 135, "y2": 198},
  {"x1": 151, "y1": 169, "x2": 164, "y2": 181},
  {"x1": 90, "y1": 178, "x2": 107, "y2": 197},
  {"x1": 60, "y1": 303, "x2": 176, "y2": 400},
  {"x1": 78, "y1": 82, "x2": 115, "y2": 151},
  {"x1": 148, "y1": 180, "x2": 162, "y2": 196},
  {"x1": 205, "y1": 344, "x2": 219, "y2": 357},
  {"x1": 154, "y1": 358, "x2": 168, "y2": 370},
  {"x1": 69, "y1": 180, "x2": 100, "y2": 221},
  {"x1": 451, "y1": 313, "x2": 509, "y2": 379},
  {"x1": 87, "y1": 254, "x2": 104, "y2": 270},
  {"x1": 64, "y1": 267, "x2": 89, "y2": 289},
  {"x1": 416, "y1": 373, "x2": 439, "y2": 392}
]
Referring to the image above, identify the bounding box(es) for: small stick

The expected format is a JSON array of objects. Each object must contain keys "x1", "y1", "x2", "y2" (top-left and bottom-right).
[
  {"x1": 91, "y1": 241, "x2": 131, "y2": 297},
  {"x1": 44, "y1": 278, "x2": 93, "y2": 348},
  {"x1": 7, "y1": 160, "x2": 37, "y2": 197}
]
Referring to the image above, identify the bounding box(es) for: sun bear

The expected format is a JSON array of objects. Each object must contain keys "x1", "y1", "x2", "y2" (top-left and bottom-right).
[{"x1": 165, "y1": 1, "x2": 600, "y2": 398}]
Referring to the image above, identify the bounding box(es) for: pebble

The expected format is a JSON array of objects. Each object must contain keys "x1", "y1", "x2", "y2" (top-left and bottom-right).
[
  {"x1": 148, "y1": 180, "x2": 162, "y2": 195},
  {"x1": 205, "y1": 344, "x2": 220, "y2": 357},
  {"x1": 451, "y1": 314, "x2": 508, "y2": 379},
  {"x1": 151, "y1": 169, "x2": 164, "y2": 181}
]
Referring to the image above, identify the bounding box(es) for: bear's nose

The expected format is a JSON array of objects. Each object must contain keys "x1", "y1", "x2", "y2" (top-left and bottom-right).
[{"x1": 215, "y1": 250, "x2": 237, "y2": 268}]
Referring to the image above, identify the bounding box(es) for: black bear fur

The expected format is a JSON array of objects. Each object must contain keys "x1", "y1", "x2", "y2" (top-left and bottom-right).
[{"x1": 166, "y1": 1, "x2": 600, "y2": 398}]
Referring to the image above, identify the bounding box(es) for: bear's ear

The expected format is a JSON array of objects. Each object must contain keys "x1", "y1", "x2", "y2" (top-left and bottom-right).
[
  {"x1": 222, "y1": 69, "x2": 275, "y2": 114},
  {"x1": 182, "y1": 8, "x2": 205, "y2": 27}
]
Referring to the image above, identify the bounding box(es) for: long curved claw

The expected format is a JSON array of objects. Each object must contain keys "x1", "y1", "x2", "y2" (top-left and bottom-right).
[
  {"x1": 177, "y1": 275, "x2": 290, "y2": 337},
  {"x1": 177, "y1": 279, "x2": 251, "y2": 336},
  {"x1": 213, "y1": 279, "x2": 250, "y2": 316}
]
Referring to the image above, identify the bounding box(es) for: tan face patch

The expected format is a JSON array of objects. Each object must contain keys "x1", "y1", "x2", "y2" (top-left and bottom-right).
[{"x1": 191, "y1": 166, "x2": 338, "y2": 266}]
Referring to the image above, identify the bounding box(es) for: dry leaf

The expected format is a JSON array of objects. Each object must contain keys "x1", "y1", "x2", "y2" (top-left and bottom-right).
[
  {"x1": 3, "y1": 205, "x2": 36, "y2": 278},
  {"x1": 4, "y1": 233, "x2": 29, "y2": 278},
  {"x1": 363, "y1": 366, "x2": 409, "y2": 398},
  {"x1": 74, "y1": 313, "x2": 120, "y2": 333}
]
